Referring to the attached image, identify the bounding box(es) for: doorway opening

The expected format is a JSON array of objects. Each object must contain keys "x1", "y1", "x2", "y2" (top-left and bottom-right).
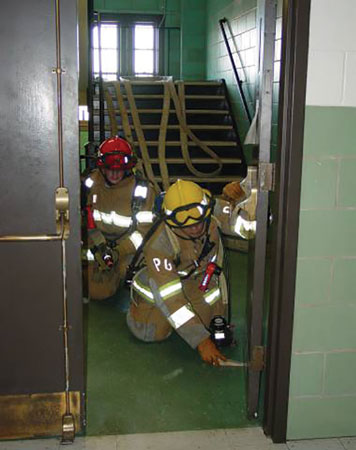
[{"x1": 79, "y1": 0, "x2": 279, "y2": 438}]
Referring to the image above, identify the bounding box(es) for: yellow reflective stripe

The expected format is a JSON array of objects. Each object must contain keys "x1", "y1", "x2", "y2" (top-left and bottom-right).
[
  {"x1": 129, "y1": 231, "x2": 143, "y2": 249},
  {"x1": 132, "y1": 280, "x2": 154, "y2": 303},
  {"x1": 93, "y1": 209, "x2": 101, "y2": 221},
  {"x1": 234, "y1": 215, "x2": 256, "y2": 235},
  {"x1": 168, "y1": 305, "x2": 195, "y2": 329},
  {"x1": 159, "y1": 279, "x2": 183, "y2": 300},
  {"x1": 110, "y1": 211, "x2": 132, "y2": 227},
  {"x1": 85, "y1": 177, "x2": 94, "y2": 188},
  {"x1": 93, "y1": 209, "x2": 132, "y2": 228},
  {"x1": 134, "y1": 185, "x2": 148, "y2": 199},
  {"x1": 177, "y1": 270, "x2": 188, "y2": 276},
  {"x1": 93, "y1": 209, "x2": 154, "y2": 227},
  {"x1": 136, "y1": 211, "x2": 154, "y2": 223},
  {"x1": 204, "y1": 287, "x2": 221, "y2": 305}
]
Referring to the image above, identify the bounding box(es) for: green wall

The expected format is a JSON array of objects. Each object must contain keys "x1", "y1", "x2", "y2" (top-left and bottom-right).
[
  {"x1": 205, "y1": 0, "x2": 282, "y2": 163},
  {"x1": 93, "y1": 0, "x2": 206, "y2": 79},
  {"x1": 80, "y1": 129, "x2": 89, "y2": 172},
  {"x1": 206, "y1": 0, "x2": 257, "y2": 148},
  {"x1": 180, "y1": 0, "x2": 207, "y2": 79},
  {"x1": 287, "y1": 106, "x2": 356, "y2": 439}
]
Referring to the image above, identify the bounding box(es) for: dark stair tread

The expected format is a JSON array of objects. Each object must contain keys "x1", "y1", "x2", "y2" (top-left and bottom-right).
[
  {"x1": 89, "y1": 79, "x2": 246, "y2": 194},
  {"x1": 93, "y1": 124, "x2": 234, "y2": 130},
  {"x1": 154, "y1": 176, "x2": 242, "y2": 182},
  {"x1": 93, "y1": 94, "x2": 225, "y2": 100},
  {"x1": 93, "y1": 108, "x2": 229, "y2": 114},
  {"x1": 147, "y1": 157, "x2": 242, "y2": 164}
]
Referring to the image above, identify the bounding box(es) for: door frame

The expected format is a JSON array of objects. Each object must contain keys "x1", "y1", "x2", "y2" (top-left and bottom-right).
[{"x1": 263, "y1": 0, "x2": 311, "y2": 443}]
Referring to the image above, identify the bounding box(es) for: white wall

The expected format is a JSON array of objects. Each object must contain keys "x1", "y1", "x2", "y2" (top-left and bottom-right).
[{"x1": 306, "y1": 0, "x2": 356, "y2": 106}]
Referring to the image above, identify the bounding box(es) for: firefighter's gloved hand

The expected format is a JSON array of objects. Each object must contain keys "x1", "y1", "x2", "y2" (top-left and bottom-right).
[
  {"x1": 222, "y1": 181, "x2": 245, "y2": 204},
  {"x1": 197, "y1": 337, "x2": 227, "y2": 366},
  {"x1": 92, "y1": 244, "x2": 118, "y2": 271}
]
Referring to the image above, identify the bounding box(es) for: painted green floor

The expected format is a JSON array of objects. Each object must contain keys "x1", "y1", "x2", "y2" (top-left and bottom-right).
[{"x1": 85, "y1": 251, "x2": 257, "y2": 436}]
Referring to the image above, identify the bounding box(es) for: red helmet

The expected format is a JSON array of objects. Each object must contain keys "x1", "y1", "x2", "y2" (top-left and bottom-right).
[{"x1": 97, "y1": 137, "x2": 137, "y2": 170}]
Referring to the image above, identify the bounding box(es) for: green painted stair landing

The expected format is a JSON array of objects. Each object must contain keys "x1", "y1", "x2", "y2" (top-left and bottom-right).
[{"x1": 85, "y1": 251, "x2": 254, "y2": 436}]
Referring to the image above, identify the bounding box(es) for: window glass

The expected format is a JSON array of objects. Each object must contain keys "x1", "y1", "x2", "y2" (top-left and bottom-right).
[
  {"x1": 134, "y1": 24, "x2": 155, "y2": 75},
  {"x1": 93, "y1": 24, "x2": 118, "y2": 49},
  {"x1": 100, "y1": 25, "x2": 118, "y2": 49},
  {"x1": 134, "y1": 50, "x2": 154, "y2": 74},
  {"x1": 101, "y1": 50, "x2": 117, "y2": 73},
  {"x1": 134, "y1": 24, "x2": 154, "y2": 50},
  {"x1": 93, "y1": 24, "x2": 119, "y2": 79}
]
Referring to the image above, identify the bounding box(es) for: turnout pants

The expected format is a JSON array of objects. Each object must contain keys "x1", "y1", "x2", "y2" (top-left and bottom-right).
[{"x1": 127, "y1": 274, "x2": 225, "y2": 343}]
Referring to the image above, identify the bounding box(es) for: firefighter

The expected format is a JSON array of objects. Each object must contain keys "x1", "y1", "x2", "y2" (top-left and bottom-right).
[
  {"x1": 126, "y1": 179, "x2": 255, "y2": 366},
  {"x1": 83, "y1": 136, "x2": 158, "y2": 301}
]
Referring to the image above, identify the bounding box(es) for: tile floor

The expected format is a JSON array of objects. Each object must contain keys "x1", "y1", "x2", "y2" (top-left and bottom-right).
[{"x1": 0, "y1": 428, "x2": 355, "y2": 450}]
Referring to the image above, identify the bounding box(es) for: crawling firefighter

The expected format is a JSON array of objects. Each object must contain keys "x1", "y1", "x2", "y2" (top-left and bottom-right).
[
  {"x1": 126, "y1": 179, "x2": 254, "y2": 366},
  {"x1": 83, "y1": 136, "x2": 157, "y2": 301}
]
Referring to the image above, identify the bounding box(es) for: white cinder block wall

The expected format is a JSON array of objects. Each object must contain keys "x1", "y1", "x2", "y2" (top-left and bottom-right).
[{"x1": 306, "y1": 0, "x2": 356, "y2": 106}]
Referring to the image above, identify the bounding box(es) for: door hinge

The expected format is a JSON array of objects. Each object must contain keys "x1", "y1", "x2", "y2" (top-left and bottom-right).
[
  {"x1": 249, "y1": 345, "x2": 265, "y2": 372},
  {"x1": 259, "y1": 162, "x2": 275, "y2": 192}
]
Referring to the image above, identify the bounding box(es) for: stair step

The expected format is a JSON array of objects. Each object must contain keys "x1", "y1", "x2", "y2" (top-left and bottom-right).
[
  {"x1": 155, "y1": 176, "x2": 241, "y2": 182},
  {"x1": 94, "y1": 94, "x2": 225, "y2": 100},
  {"x1": 179, "y1": 81, "x2": 222, "y2": 86},
  {"x1": 135, "y1": 141, "x2": 238, "y2": 147},
  {"x1": 95, "y1": 124, "x2": 233, "y2": 130},
  {"x1": 89, "y1": 78, "x2": 245, "y2": 195},
  {"x1": 109, "y1": 80, "x2": 222, "y2": 86},
  {"x1": 93, "y1": 109, "x2": 229, "y2": 115},
  {"x1": 148, "y1": 158, "x2": 242, "y2": 164}
]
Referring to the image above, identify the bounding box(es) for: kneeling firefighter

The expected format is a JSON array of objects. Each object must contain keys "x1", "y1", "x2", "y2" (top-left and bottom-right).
[
  {"x1": 126, "y1": 179, "x2": 254, "y2": 366},
  {"x1": 83, "y1": 136, "x2": 158, "y2": 301}
]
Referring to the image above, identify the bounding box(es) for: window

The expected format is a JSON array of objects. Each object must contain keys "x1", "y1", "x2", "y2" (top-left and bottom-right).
[
  {"x1": 91, "y1": 14, "x2": 161, "y2": 80},
  {"x1": 93, "y1": 23, "x2": 119, "y2": 80},
  {"x1": 133, "y1": 24, "x2": 156, "y2": 76}
]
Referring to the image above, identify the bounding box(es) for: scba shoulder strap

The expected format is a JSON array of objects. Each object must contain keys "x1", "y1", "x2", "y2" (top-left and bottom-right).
[{"x1": 131, "y1": 172, "x2": 150, "y2": 220}]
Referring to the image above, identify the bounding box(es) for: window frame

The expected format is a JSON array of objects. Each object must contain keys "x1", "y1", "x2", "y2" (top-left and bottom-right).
[
  {"x1": 92, "y1": 13, "x2": 163, "y2": 80},
  {"x1": 92, "y1": 21, "x2": 120, "y2": 80}
]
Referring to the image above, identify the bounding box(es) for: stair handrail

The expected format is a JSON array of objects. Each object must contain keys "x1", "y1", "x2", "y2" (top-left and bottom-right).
[{"x1": 219, "y1": 18, "x2": 252, "y2": 124}]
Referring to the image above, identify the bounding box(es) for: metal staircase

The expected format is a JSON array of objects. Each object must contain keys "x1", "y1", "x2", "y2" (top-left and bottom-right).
[{"x1": 88, "y1": 79, "x2": 246, "y2": 194}]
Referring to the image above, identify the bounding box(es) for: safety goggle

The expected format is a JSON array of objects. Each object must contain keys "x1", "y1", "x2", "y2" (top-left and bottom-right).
[
  {"x1": 164, "y1": 195, "x2": 214, "y2": 227},
  {"x1": 97, "y1": 151, "x2": 137, "y2": 169}
]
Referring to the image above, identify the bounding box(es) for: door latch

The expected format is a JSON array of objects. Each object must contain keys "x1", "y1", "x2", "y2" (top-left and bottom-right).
[{"x1": 55, "y1": 187, "x2": 70, "y2": 239}]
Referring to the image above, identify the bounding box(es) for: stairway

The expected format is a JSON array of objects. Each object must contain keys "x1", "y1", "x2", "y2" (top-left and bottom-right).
[{"x1": 89, "y1": 79, "x2": 246, "y2": 194}]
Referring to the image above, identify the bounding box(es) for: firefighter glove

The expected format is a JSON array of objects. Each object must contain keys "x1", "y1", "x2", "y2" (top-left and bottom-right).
[
  {"x1": 91, "y1": 243, "x2": 118, "y2": 271},
  {"x1": 222, "y1": 181, "x2": 245, "y2": 204},
  {"x1": 197, "y1": 337, "x2": 227, "y2": 366}
]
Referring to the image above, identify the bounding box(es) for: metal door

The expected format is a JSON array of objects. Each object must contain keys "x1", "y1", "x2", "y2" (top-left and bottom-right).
[
  {"x1": 246, "y1": 0, "x2": 276, "y2": 419},
  {"x1": 0, "y1": 0, "x2": 84, "y2": 442}
]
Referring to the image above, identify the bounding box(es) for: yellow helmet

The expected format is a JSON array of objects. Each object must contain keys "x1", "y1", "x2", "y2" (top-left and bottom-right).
[{"x1": 162, "y1": 180, "x2": 214, "y2": 228}]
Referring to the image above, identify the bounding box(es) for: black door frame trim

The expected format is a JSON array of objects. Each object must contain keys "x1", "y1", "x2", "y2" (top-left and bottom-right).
[{"x1": 263, "y1": 0, "x2": 311, "y2": 443}]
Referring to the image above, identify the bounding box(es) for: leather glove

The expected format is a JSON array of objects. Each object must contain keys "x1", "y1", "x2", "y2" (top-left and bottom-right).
[
  {"x1": 197, "y1": 337, "x2": 227, "y2": 366},
  {"x1": 91, "y1": 244, "x2": 118, "y2": 271},
  {"x1": 222, "y1": 181, "x2": 245, "y2": 204}
]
